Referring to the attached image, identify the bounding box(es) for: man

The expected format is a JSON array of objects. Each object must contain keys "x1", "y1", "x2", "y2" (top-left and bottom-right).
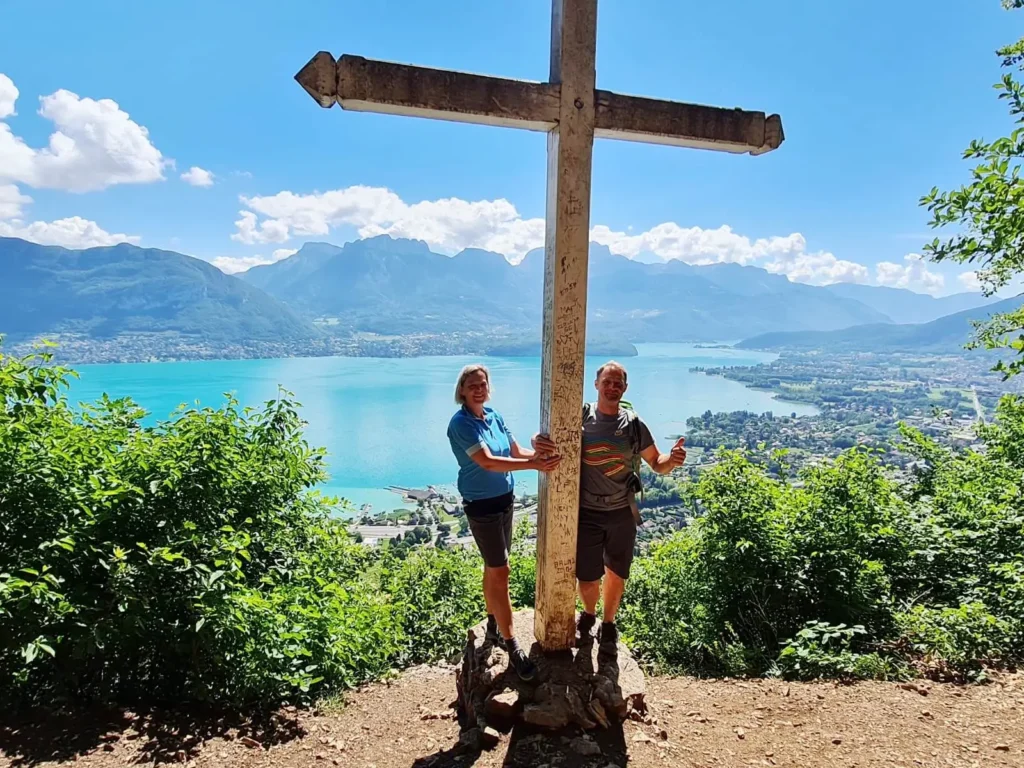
[{"x1": 534, "y1": 360, "x2": 686, "y2": 647}]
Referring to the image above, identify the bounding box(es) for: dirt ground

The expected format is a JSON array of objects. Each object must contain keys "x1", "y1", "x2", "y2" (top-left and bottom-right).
[{"x1": 2, "y1": 666, "x2": 1023, "y2": 768}]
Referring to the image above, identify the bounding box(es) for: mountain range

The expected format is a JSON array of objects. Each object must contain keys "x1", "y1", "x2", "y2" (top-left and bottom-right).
[
  {"x1": 736, "y1": 295, "x2": 1023, "y2": 353},
  {"x1": 242, "y1": 235, "x2": 995, "y2": 341},
  {"x1": 0, "y1": 235, "x2": 1006, "y2": 359}
]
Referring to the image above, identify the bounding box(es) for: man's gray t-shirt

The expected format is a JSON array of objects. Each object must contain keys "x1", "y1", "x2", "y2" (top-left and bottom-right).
[{"x1": 579, "y1": 404, "x2": 655, "y2": 511}]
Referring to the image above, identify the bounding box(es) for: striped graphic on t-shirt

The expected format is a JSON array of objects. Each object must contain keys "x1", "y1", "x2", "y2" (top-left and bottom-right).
[{"x1": 582, "y1": 437, "x2": 630, "y2": 477}]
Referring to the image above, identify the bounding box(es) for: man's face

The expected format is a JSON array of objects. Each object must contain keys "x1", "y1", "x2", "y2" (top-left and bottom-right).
[
  {"x1": 461, "y1": 370, "x2": 490, "y2": 406},
  {"x1": 596, "y1": 367, "x2": 627, "y2": 404}
]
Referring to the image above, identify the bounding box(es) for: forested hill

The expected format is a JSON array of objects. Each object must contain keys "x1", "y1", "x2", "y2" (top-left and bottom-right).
[
  {"x1": 736, "y1": 295, "x2": 1024, "y2": 352},
  {"x1": 0, "y1": 237, "x2": 320, "y2": 343}
]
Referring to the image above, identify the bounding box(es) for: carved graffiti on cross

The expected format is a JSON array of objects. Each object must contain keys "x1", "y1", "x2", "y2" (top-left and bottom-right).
[{"x1": 295, "y1": 0, "x2": 784, "y2": 652}]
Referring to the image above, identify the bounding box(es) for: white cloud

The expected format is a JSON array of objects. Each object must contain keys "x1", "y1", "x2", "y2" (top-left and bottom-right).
[
  {"x1": 180, "y1": 166, "x2": 214, "y2": 187},
  {"x1": 875, "y1": 253, "x2": 945, "y2": 296},
  {"x1": 0, "y1": 74, "x2": 17, "y2": 119},
  {"x1": 957, "y1": 270, "x2": 984, "y2": 293},
  {"x1": 233, "y1": 186, "x2": 545, "y2": 260},
  {"x1": 0, "y1": 184, "x2": 32, "y2": 219},
  {"x1": 764, "y1": 250, "x2": 871, "y2": 286},
  {"x1": 590, "y1": 223, "x2": 801, "y2": 266},
  {"x1": 591, "y1": 222, "x2": 870, "y2": 286},
  {"x1": 0, "y1": 74, "x2": 169, "y2": 193},
  {"x1": 231, "y1": 210, "x2": 290, "y2": 244},
  {"x1": 229, "y1": 184, "x2": 971, "y2": 294},
  {"x1": 211, "y1": 247, "x2": 297, "y2": 275},
  {"x1": 0, "y1": 216, "x2": 140, "y2": 249}
]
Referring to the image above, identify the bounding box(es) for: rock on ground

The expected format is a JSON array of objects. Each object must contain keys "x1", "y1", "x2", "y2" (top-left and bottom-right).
[{"x1": 457, "y1": 609, "x2": 645, "y2": 737}]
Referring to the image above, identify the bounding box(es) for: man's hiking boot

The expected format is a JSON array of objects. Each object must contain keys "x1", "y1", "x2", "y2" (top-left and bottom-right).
[
  {"x1": 506, "y1": 644, "x2": 537, "y2": 681},
  {"x1": 577, "y1": 611, "x2": 597, "y2": 646},
  {"x1": 599, "y1": 621, "x2": 619, "y2": 648}
]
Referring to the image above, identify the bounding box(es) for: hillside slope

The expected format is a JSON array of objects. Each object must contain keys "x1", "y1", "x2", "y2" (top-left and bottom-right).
[
  {"x1": 824, "y1": 282, "x2": 993, "y2": 324},
  {"x1": 0, "y1": 238, "x2": 319, "y2": 343},
  {"x1": 736, "y1": 295, "x2": 1023, "y2": 352}
]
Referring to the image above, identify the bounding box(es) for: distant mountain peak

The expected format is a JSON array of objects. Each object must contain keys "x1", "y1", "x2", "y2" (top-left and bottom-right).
[
  {"x1": 453, "y1": 247, "x2": 508, "y2": 262},
  {"x1": 348, "y1": 234, "x2": 433, "y2": 255}
]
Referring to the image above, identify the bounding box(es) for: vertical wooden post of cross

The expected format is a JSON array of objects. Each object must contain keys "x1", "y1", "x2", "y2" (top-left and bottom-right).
[{"x1": 533, "y1": 0, "x2": 598, "y2": 652}]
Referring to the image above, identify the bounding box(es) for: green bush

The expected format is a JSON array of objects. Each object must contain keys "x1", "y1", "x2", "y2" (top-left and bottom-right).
[
  {"x1": 896, "y1": 603, "x2": 1014, "y2": 681},
  {"x1": 619, "y1": 397, "x2": 1024, "y2": 680},
  {"x1": 775, "y1": 621, "x2": 893, "y2": 681},
  {"x1": 508, "y1": 517, "x2": 537, "y2": 609},
  {"x1": 616, "y1": 533, "x2": 708, "y2": 671},
  {"x1": 622, "y1": 447, "x2": 913, "y2": 675},
  {"x1": 0, "y1": 348, "x2": 481, "y2": 707},
  {"x1": 379, "y1": 546, "x2": 484, "y2": 666}
]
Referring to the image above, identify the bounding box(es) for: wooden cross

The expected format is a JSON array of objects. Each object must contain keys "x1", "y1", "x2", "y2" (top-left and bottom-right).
[{"x1": 296, "y1": 0, "x2": 784, "y2": 652}]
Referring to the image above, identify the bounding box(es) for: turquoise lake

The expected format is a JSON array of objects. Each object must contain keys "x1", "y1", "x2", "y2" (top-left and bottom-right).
[{"x1": 66, "y1": 344, "x2": 816, "y2": 513}]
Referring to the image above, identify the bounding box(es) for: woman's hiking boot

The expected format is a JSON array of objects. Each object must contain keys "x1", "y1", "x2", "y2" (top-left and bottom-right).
[
  {"x1": 484, "y1": 614, "x2": 501, "y2": 645},
  {"x1": 501, "y1": 636, "x2": 536, "y2": 681},
  {"x1": 507, "y1": 644, "x2": 537, "y2": 681}
]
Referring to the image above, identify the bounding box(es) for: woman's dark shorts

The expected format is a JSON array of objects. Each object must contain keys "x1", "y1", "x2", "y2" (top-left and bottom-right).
[
  {"x1": 576, "y1": 506, "x2": 637, "y2": 582},
  {"x1": 463, "y1": 492, "x2": 515, "y2": 568}
]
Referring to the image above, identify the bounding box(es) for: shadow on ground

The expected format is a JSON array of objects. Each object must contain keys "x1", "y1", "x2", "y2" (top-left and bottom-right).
[
  {"x1": 411, "y1": 720, "x2": 627, "y2": 768},
  {"x1": 0, "y1": 705, "x2": 306, "y2": 767}
]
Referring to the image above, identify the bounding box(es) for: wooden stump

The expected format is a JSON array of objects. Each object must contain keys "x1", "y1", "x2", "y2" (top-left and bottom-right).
[{"x1": 455, "y1": 609, "x2": 645, "y2": 744}]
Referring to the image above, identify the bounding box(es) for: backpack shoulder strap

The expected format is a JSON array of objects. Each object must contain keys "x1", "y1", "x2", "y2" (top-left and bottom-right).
[{"x1": 620, "y1": 405, "x2": 642, "y2": 455}]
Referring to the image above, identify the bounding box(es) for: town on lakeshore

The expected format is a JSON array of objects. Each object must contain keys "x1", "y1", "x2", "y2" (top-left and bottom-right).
[{"x1": 349, "y1": 347, "x2": 1024, "y2": 554}]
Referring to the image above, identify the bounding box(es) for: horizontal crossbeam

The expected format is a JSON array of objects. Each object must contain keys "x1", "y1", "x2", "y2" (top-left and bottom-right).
[
  {"x1": 295, "y1": 52, "x2": 784, "y2": 155},
  {"x1": 595, "y1": 91, "x2": 783, "y2": 155},
  {"x1": 298, "y1": 52, "x2": 559, "y2": 132}
]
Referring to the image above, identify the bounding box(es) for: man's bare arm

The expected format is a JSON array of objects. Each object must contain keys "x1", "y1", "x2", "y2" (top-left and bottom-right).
[{"x1": 640, "y1": 437, "x2": 687, "y2": 475}]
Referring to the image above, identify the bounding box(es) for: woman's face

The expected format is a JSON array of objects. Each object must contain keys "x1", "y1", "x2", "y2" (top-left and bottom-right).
[{"x1": 461, "y1": 370, "x2": 490, "y2": 407}]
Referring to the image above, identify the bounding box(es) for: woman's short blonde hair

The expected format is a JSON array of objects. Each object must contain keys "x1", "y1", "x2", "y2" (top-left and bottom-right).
[{"x1": 454, "y1": 363, "x2": 491, "y2": 405}]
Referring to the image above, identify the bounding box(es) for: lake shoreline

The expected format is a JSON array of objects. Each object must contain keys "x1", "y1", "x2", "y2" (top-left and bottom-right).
[
  {"x1": 16, "y1": 336, "x2": 642, "y2": 367},
  {"x1": 64, "y1": 343, "x2": 816, "y2": 511}
]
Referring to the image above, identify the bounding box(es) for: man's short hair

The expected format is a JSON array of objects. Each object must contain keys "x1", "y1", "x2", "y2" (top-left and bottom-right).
[{"x1": 596, "y1": 360, "x2": 628, "y2": 384}]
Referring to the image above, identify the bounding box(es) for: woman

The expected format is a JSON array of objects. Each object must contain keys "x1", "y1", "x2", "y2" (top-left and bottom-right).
[{"x1": 447, "y1": 364, "x2": 559, "y2": 680}]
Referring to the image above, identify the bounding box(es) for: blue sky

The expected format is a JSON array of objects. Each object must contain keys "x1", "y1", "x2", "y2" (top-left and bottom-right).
[{"x1": 0, "y1": 0, "x2": 1019, "y2": 295}]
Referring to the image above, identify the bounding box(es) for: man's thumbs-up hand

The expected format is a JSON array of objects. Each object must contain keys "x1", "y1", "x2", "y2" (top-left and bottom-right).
[{"x1": 669, "y1": 436, "x2": 687, "y2": 467}]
